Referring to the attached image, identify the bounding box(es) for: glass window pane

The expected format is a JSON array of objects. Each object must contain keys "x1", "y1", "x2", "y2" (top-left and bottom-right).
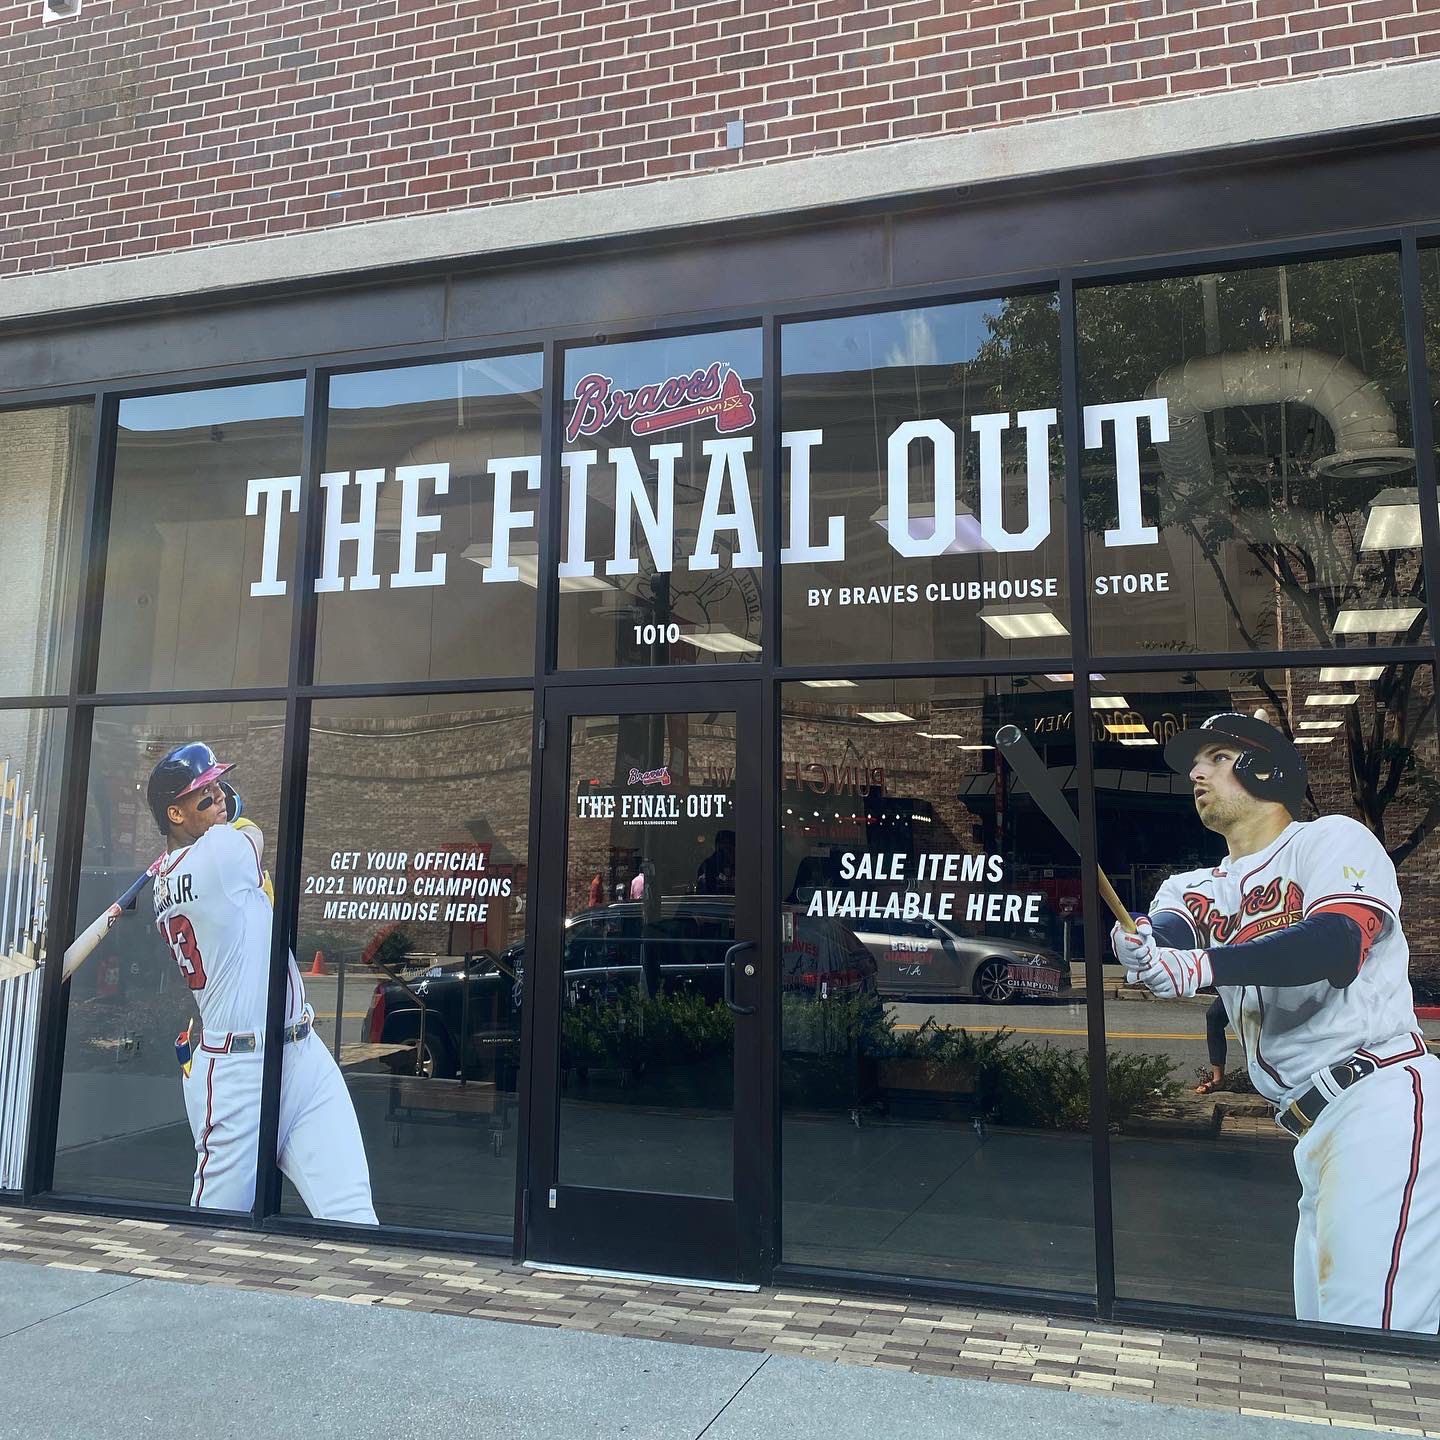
[
  {"x1": 0, "y1": 708, "x2": 66, "y2": 1189},
  {"x1": 557, "y1": 711, "x2": 738, "y2": 1196},
  {"x1": 1079, "y1": 255, "x2": 1424, "y2": 656},
  {"x1": 53, "y1": 702, "x2": 287, "y2": 1211},
  {"x1": 97, "y1": 381, "x2": 305, "y2": 693},
  {"x1": 558, "y1": 329, "x2": 764, "y2": 669},
  {"x1": 314, "y1": 355, "x2": 543, "y2": 684},
  {"x1": 780, "y1": 676, "x2": 1094, "y2": 1293},
  {"x1": 1093, "y1": 666, "x2": 1440, "y2": 1334},
  {"x1": 780, "y1": 295, "x2": 1068, "y2": 666},
  {"x1": 284, "y1": 693, "x2": 532, "y2": 1233},
  {"x1": 0, "y1": 404, "x2": 91, "y2": 697}
]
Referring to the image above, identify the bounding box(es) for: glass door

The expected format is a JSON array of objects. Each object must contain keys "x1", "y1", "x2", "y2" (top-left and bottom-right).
[{"x1": 524, "y1": 682, "x2": 765, "y2": 1283}]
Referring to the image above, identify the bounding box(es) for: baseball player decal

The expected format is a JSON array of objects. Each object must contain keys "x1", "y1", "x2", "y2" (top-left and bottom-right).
[
  {"x1": 1114, "y1": 713, "x2": 1439, "y2": 1332},
  {"x1": 141, "y1": 743, "x2": 377, "y2": 1223}
]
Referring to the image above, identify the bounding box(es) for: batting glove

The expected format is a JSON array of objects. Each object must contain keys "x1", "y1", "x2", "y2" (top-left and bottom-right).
[
  {"x1": 1138, "y1": 947, "x2": 1213, "y2": 999},
  {"x1": 221, "y1": 782, "x2": 243, "y2": 822},
  {"x1": 1110, "y1": 916, "x2": 1157, "y2": 981}
]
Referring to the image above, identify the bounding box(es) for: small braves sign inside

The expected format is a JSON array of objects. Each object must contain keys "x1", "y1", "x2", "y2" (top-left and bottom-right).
[{"x1": 567, "y1": 364, "x2": 756, "y2": 443}]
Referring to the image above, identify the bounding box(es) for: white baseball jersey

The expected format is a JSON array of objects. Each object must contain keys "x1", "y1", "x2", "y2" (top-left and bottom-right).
[
  {"x1": 151, "y1": 822, "x2": 305, "y2": 1036},
  {"x1": 1149, "y1": 815, "x2": 1423, "y2": 1107}
]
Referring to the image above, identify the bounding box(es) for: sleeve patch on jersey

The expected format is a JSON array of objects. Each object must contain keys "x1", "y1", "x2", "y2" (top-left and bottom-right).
[{"x1": 1306, "y1": 897, "x2": 1388, "y2": 965}]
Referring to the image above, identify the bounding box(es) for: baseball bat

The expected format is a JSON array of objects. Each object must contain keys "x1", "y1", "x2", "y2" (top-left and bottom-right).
[
  {"x1": 1, "y1": 852, "x2": 168, "y2": 984},
  {"x1": 994, "y1": 724, "x2": 1135, "y2": 934}
]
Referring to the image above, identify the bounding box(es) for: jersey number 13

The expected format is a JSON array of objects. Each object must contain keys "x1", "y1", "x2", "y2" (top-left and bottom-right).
[{"x1": 162, "y1": 914, "x2": 208, "y2": 990}]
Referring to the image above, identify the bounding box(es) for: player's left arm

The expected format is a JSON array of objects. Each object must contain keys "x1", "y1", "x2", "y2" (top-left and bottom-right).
[{"x1": 1142, "y1": 818, "x2": 1396, "y2": 997}]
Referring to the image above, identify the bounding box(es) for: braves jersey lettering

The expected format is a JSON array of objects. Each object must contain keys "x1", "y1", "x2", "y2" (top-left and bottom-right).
[
  {"x1": 1151, "y1": 815, "x2": 1420, "y2": 1107},
  {"x1": 152, "y1": 823, "x2": 304, "y2": 1036}
]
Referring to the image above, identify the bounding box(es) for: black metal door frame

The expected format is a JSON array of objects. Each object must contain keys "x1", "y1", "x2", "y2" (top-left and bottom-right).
[{"x1": 523, "y1": 679, "x2": 767, "y2": 1284}]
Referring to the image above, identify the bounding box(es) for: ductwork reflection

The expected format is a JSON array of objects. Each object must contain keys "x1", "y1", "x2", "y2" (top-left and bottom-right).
[{"x1": 1147, "y1": 346, "x2": 1413, "y2": 492}]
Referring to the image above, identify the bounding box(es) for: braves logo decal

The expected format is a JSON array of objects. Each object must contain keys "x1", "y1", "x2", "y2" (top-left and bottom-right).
[
  {"x1": 1184, "y1": 879, "x2": 1304, "y2": 946},
  {"x1": 567, "y1": 364, "x2": 756, "y2": 442}
]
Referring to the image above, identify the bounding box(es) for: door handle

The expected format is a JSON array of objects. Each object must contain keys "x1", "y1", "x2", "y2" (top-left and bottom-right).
[{"x1": 723, "y1": 940, "x2": 757, "y2": 1015}]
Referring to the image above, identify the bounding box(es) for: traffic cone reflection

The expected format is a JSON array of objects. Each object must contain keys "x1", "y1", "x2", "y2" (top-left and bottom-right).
[{"x1": 308, "y1": 950, "x2": 328, "y2": 977}]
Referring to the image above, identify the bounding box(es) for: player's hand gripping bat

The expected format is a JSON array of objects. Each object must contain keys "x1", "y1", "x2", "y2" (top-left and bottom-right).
[
  {"x1": 40, "y1": 853, "x2": 168, "y2": 984},
  {"x1": 994, "y1": 724, "x2": 1135, "y2": 934}
]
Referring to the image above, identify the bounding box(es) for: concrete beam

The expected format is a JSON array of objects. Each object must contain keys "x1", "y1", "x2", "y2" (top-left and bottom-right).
[{"x1": 3, "y1": 60, "x2": 1439, "y2": 324}]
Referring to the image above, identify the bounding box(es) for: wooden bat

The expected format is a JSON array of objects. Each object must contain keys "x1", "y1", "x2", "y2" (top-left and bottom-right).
[
  {"x1": 994, "y1": 724, "x2": 1135, "y2": 934},
  {"x1": 9, "y1": 853, "x2": 169, "y2": 984}
]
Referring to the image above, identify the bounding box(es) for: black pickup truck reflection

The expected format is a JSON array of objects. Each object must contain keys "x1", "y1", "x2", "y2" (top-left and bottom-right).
[{"x1": 362, "y1": 896, "x2": 877, "y2": 1079}]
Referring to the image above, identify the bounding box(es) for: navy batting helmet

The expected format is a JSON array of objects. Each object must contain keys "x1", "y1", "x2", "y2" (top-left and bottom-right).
[
  {"x1": 147, "y1": 743, "x2": 235, "y2": 834},
  {"x1": 1163, "y1": 712, "x2": 1308, "y2": 819}
]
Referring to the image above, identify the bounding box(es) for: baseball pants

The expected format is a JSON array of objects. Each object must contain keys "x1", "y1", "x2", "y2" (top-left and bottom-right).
[
  {"x1": 181, "y1": 1028, "x2": 378, "y2": 1225},
  {"x1": 1293, "y1": 1051, "x2": 1440, "y2": 1333}
]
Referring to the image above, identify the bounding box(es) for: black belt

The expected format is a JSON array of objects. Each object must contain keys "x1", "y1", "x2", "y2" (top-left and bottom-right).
[{"x1": 1277, "y1": 1053, "x2": 1377, "y2": 1138}]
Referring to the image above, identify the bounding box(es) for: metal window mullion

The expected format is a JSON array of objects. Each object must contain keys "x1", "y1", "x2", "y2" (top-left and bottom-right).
[
  {"x1": 23, "y1": 388, "x2": 116, "y2": 1197},
  {"x1": 1060, "y1": 274, "x2": 1116, "y2": 1318},
  {"x1": 511, "y1": 337, "x2": 560, "y2": 1259},
  {"x1": 254, "y1": 367, "x2": 326, "y2": 1223},
  {"x1": 758, "y1": 313, "x2": 781, "y2": 1275}
]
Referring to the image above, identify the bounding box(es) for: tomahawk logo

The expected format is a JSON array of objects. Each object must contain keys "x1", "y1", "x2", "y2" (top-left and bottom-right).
[{"x1": 567, "y1": 364, "x2": 756, "y2": 442}]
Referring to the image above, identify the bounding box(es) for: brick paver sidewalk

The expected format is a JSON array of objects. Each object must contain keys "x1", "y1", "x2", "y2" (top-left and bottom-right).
[{"x1": 2, "y1": 1205, "x2": 1438, "y2": 1434}]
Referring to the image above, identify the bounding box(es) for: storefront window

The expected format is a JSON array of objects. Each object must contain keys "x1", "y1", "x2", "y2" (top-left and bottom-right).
[
  {"x1": 780, "y1": 295, "x2": 1067, "y2": 666},
  {"x1": 0, "y1": 404, "x2": 90, "y2": 697},
  {"x1": 779, "y1": 676, "x2": 1096, "y2": 1292},
  {"x1": 314, "y1": 355, "x2": 543, "y2": 684},
  {"x1": 556, "y1": 709, "x2": 739, "y2": 1197},
  {"x1": 557, "y1": 329, "x2": 764, "y2": 669},
  {"x1": 53, "y1": 702, "x2": 284, "y2": 1209},
  {"x1": 1092, "y1": 666, "x2": 1440, "y2": 1332},
  {"x1": 0, "y1": 708, "x2": 65, "y2": 1189},
  {"x1": 1079, "y1": 255, "x2": 1424, "y2": 657},
  {"x1": 285, "y1": 693, "x2": 532, "y2": 1233},
  {"x1": 96, "y1": 382, "x2": 306, "y2": 693}
]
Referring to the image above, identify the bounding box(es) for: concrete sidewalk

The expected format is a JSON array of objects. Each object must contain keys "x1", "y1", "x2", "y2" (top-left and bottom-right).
[{"x1": 0, "y1": 1260, "x2": 1404, "y2": 1440}]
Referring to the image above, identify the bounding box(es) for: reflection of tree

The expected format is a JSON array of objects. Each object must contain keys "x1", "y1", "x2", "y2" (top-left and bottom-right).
[{"x1": 976, "y1": 262, "x2": 1437, "y2": 862}]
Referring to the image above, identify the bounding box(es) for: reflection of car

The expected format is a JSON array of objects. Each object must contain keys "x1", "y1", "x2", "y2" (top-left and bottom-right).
[
  {"x1": 851, "y1": 915, "x2": 1071, "y2": 1004},
  {"x1": 363, "y1": 896, "x2": 875, "y2": 1077}
]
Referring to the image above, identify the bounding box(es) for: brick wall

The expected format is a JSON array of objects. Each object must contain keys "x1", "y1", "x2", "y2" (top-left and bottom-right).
[{"x1": 1, "y1": 0, "x2": 1436, "y2": 279}]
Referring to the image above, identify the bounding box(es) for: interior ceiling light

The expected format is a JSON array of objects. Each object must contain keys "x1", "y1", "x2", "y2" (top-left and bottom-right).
[
  {"x1": 1120, "y1": 737, "x2": 1159, "y2": 747},
  {"x1": 869, "y1": 502, "x2": 992, "y2": 553},
  {"x1": 799, "y1": 679, "x2": 859, "y2": 689},
  {"x1": 1360, "y1": 489, "x2": 1423, "y2": 551},
  {"x1": 1044, "y1": 673, "x2": 1106, "y2": 683},
  {"x1": 1332, "y1": 605, "x2": 1423, "y2": 635},
  {"x1": 1090, "y1": 696, "x2": 1129, "y2": 710},
  {"x1": 459, "y1": 543, "x2": 612, "y2": 592},
  {"x1": 978, "y1": 605, "x2": 1070, "y2": 640},
  {"x1": 679, "y1": 626, "x2": 762, "y2": 655},
  {"x1": 1318, "y1": 665, "x2": 1385, "y2": 683},
  {"x1": 857, "y1": 710, "x2": 915, "y2": 724},
  {"x1": 1295, "y1": 736, "x2": 1336, "y2": 746},
  {"x1": 1105, "y1": 722, "x2": 1150, "y2": 735},
  {"x1": 958, "y1": 744, "x2": 993, "y2": 751},
  {"x1": 916, "y1": 731, "x2": 963, "y2": 740},
  {"x1": 1298, "y1": 719, "x2": 1343, "y2": 730},
  {"x1": 1304, "y1": 692, "x2": 1359, "y2": 706}
]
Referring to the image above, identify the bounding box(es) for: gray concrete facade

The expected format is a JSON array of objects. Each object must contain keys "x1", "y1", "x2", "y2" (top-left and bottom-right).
[{"x1": 4, "y1": 61, "x2": 1439, "y2": 327}]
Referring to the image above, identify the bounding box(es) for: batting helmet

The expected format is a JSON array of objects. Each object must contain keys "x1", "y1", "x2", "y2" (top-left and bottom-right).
[
  {"x1": 1163, "y1": 712, "x2": 1307, "y2": 819},
  {"x1": 146, "y1": 743, "x2": 235, "y2": 834}
]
